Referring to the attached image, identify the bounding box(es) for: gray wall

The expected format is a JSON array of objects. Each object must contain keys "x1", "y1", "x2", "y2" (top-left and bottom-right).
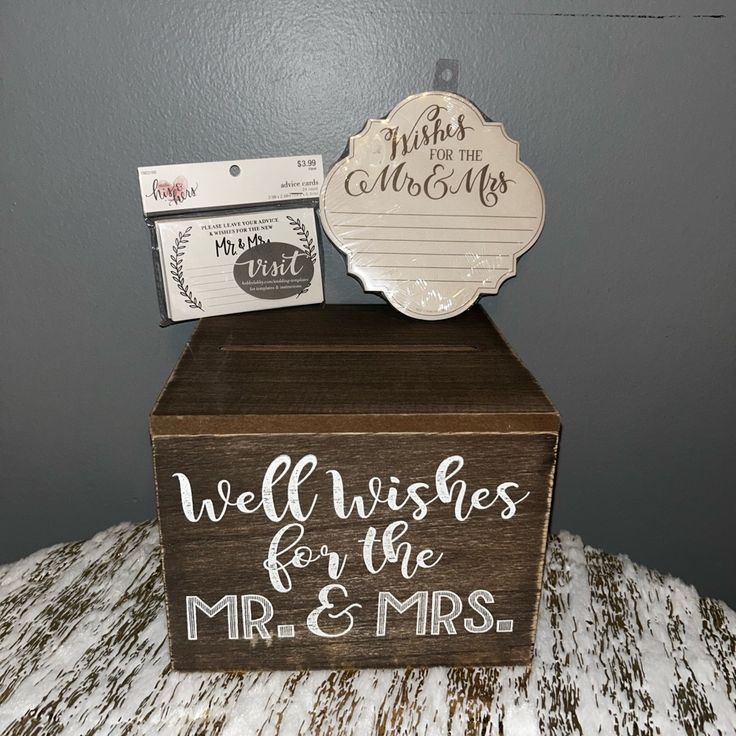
[{"x1": 2, "y1": 1, "x2": 734, "y2": 605}]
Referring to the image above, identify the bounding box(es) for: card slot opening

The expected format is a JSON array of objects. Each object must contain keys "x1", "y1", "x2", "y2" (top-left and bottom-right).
[{"x1": 220, "y1": 344, "x2": 480, "y2": 353}]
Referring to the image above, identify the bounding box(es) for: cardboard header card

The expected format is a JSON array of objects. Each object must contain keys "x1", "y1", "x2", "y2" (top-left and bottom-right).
[{"x1": 138, "y1": 156, "x2": 323, "y2": 216}]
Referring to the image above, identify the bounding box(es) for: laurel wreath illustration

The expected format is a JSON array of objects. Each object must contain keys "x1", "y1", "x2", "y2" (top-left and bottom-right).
[
  {"x1": 287, "y1": 216, "x2": 317, "y2": 296},
  {"x1": 169, "y1": 226, "x2": 203, "y2": 311}
]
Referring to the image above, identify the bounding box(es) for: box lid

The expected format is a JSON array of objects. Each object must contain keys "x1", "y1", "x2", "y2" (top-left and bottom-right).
[{"x1": 150, "y1": 304, "x2": 559, "y2": 435}]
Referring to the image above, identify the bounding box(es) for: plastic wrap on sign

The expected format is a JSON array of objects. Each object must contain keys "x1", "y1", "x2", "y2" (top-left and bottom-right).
[
  {"x1": 137, "y1": 156, "x2": 325, "y2": 325},
  {"x1": 319, "y1": 92, "x2": 545, "y2": 320}
]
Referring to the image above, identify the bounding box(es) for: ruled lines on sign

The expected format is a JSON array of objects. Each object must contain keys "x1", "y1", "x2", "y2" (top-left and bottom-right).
[
  {"x1": 366, "y1": 272, "x2": 507, "y2": 289},
  {"x1": 349, "y1": 253, "x2": 513, "y2": 269},
  {"x1": 330, "y1": 211, "x2": 541, "y2": 290}
]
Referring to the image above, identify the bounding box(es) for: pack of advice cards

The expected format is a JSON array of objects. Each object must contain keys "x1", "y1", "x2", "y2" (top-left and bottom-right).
[{"x1": 138, "y1": 156, "x2": 324, "y2": 324}]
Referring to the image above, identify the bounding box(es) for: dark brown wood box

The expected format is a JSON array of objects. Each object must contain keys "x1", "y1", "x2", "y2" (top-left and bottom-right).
[{"x1": 150, "y1": 304, "x2": 559, "y2": 671}]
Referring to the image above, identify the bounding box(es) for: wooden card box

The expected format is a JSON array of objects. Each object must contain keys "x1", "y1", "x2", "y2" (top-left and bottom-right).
[{"x1": 150, "y1": 304, "x2": 559, "y2": 671}]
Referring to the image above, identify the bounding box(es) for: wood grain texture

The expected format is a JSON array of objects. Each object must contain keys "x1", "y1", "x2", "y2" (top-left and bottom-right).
[
  {"x1": 1, "y1": 521, "x2": 734, "y2": 735},
  {"x1": 153, "y1": 433, "x2": 557, "y2": 671},
  {"x1": 150, "y1": 305, "x2": 560, "y2": 671},
  {"x1": 150, "y1": 305, "x2": 558, "y2": 433},
  {"x1": 150, "y1": 413, "x2": 560, "y2": 435}
]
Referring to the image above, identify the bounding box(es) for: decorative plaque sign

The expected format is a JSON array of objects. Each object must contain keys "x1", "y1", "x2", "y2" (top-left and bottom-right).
[{"x1": 320, "y1": 92, "x2": 545, "y2": 320}]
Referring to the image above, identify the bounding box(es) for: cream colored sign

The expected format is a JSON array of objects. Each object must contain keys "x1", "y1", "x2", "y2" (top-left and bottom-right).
[{"x1": 320, "y1": 92, "x2": 545, "y2": 320}]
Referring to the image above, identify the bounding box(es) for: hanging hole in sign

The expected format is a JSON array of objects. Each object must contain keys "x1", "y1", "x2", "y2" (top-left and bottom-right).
[{"x1": 229, "y1": 164, "x2": 241, "y2": 177}]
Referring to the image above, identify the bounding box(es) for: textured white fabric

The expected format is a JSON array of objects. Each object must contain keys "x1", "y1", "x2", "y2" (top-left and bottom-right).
[{"x1": 1, "y1": 521, "x2": 734, "y2": 735}]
